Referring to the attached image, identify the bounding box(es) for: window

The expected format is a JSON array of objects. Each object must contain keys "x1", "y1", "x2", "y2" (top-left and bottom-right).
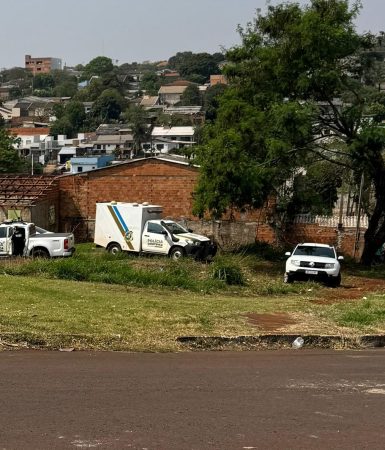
[
  {"x1": 156, "y1": 144, "x2": 164, "y2": 150},
  {"x1": 0, "y1": 227, "x2": 7, "y2": 238},
  {"x1": 147, "y1": 222, "x2": 165, "y2": 234},
  {"x1": 77, "y1": 167, "x2": 83, "y2": 172},
  {"x1": 293, "y1": 246, "x2": 335, "y2": 258}
]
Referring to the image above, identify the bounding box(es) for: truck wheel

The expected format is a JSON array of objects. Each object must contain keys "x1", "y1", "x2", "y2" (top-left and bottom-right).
[
  {"x1": 328, "y1": 273, "x2": 341, "y2": 288},
  {"x1": 32, "y1": 248, "x2": 49, "y2": 258},
  {"x1": 170, "y1": 246, "x2": 185, "y2": 261},
  {"x1": 107, "y1": 243, "x2": 122, "y2": 255}
]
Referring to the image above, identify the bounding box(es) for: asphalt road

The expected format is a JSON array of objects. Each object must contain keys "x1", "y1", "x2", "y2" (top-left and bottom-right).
[{"x1": 0, "y1": 349, "x2": 385, "y2": 449}]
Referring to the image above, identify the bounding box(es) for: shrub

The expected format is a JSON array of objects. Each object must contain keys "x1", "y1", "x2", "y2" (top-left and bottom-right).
[{"x1": 211, "y1": 256, "x2": 245, "y2": 285}]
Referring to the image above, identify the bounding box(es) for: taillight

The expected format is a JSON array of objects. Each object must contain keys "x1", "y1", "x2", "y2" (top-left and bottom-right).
[{"x1": 64, "y1": 239, "x2": 69, "y2": 250}]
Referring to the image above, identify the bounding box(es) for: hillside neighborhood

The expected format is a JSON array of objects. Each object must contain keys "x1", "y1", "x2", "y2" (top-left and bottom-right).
[
  {"x1": 4, "y1": 1, "x2": 385, "y2": 448},
  {"x1": 2, "y1": 37, "x2": 385, "y2": 260}
]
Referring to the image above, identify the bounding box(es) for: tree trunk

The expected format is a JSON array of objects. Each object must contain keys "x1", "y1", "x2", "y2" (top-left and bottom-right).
[{"x1": 360, "y1": 175, "x2": 385, "y2": 266}]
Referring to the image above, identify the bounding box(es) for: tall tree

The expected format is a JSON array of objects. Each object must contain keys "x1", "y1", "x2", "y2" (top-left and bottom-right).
[
  {"x1": 83, "y1": 56, "x2": 114, "y2": 79},
  {"x1": 194, "y1": 0, "x2": 385, "y2": 264},
  {"x1": 0, "y1": 129, "x2": 23, "y2": 173},
  {"x1": 180, "y1": 84, "x2": 201, "y2": 106}
]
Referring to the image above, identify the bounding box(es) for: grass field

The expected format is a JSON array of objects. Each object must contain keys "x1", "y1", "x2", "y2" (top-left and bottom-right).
[{"x1": 1, "y1": 244, "x2": 385, "y2": 351}]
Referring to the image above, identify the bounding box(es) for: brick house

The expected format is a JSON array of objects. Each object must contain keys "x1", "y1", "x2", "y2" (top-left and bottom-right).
[{"x1": 58, "y1": 156, "x2": 200, "y2": 240}]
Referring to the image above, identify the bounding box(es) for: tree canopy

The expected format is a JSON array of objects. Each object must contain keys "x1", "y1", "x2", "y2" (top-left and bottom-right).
[
  {"x1": 0, "y1": 129, "x2": 24, "y2": 173},
  {"x1": 194, "y1": 0, "x2": 385, "y2": 264}
]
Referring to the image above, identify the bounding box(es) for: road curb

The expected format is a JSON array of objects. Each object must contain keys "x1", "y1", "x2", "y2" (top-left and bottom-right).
[{"x1": 176, "y1": 334, "x2": 385, "y2": 350}]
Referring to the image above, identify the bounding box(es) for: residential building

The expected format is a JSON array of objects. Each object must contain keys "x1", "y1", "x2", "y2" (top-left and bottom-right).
[
  {"x1": 25, "y1": 55, "x2": 62, "y2": 75},
  {"x1": 149, "y1": 126, "x2": 195, "y2": 153},
  {"x1": 158, "y1": 85, "x2": 188, "y2": 105},
  {"x1": 69, "y1": 155, "x2": 114, "y2": 174},
  {"x1": 92, "y1": 134, "x2": 134, "y2": 159},
  {"x1": 210, "y1": 74, "x2": 227, "y2": 86}
]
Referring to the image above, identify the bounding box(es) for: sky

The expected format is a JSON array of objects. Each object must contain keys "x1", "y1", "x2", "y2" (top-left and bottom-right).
[{"x1": 1, "y1": 0, "x2": 385, "y2": 69}]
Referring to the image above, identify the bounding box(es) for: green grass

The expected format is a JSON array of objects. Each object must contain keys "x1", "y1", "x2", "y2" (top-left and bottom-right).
[
  {"x1": 0, "y1": 243, "x2": 385, "y2": 351},
  {"x1": 331, "y1": 297, "x2": 385, "y2": 329}
]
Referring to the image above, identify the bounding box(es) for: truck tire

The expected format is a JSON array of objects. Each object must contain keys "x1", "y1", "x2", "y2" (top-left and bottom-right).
[
  {"x1": 169, "y1": 246, "x2": 185, "y2": 261},
  {"x1": 32, "y1": 248, "x2": 49, "y2": 258},
  {"x1": 328, "y1": 273, "x2": 341, "y2": 288},
  {"x1": 107, "y1": 243, "x2": 122, "y2": 255}
]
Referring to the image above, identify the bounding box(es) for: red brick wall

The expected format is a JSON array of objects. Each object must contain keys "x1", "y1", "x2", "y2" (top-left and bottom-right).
[{"x1": 58, "y1": 159, "x2": 201, "y2": 239}]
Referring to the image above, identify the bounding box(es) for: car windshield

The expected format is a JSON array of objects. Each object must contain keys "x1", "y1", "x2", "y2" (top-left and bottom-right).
[
  {"x1": 164, "y1": 221, "x2": 188, "y2": 235},
  {"x1": 293, "y1": 245, "x2": 335, "y2": 258}
]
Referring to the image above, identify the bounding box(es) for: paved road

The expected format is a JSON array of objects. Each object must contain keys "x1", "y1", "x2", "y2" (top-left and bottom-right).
[{"x1": 0, "y1": 350, "x2": 385, "y2": 449}]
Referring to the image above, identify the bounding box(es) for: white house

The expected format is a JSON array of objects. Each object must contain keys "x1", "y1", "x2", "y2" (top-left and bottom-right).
[{"x1": 148, "y1": 126, "x2": 195, "y2": 154}]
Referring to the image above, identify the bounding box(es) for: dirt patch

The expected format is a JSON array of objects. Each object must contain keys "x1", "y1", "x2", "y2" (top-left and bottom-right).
[
  {"x1": 245, "y1": 313, "x2": 297, "y2": 332},
  {"x1": 312, "y1": 277, "x2": 385, "y2": 305}
]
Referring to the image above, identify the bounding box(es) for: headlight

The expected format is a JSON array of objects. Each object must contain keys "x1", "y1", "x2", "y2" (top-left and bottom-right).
[
  {"x1": 291, "y1": 260, "x2": 301, "y2": 266},
  {"x1": 325, "y1": 263, "x2": 335, "y2": 269},
  {"x1": 186, "y1": 239, "x2": 194, "y2": 245}
]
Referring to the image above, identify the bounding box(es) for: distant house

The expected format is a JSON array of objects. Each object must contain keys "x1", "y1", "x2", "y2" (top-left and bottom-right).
[
  {"x1": 58, "y1": 147, "x2": 78, "y2": 165},
  {"x1": 9, "y1": 127, "x2": 51, "y2": 162},
  {"x1": 210, "y1": 74, "x2": 227, "y2": 86},
  {"x1": 70, "y1": 155, "x2": 114, "y2": 174},
  {"x1": 25, "y1": 54, "x2": 62, "y2": 75},
  {"x1": 149, "y1": 126, "x2": 195, "y2": 153},
  {"x1": 140, "y1": 95, "x2": 160, "y2": 109},
  {"x1": 92, "y1": 134, "x2": 134, "y2": 159},
  {"x1": 158, "y1": 85, "x2": 188, "y2": 105},
  {"x1": 0, "y1": 106, "x2": 12, "y2": 121}
]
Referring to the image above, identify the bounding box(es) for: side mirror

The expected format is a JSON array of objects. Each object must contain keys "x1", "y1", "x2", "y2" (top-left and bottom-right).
[
  {"x1": 338, "y1": 256, "x2": 344, "y2": 261},
  {"x1": 285, "y1": 252, "x2": 291, "y2": 256},
  {"x1": 188, "y1": 228, "x2": 193, "y2": 233},
  {"x1": 161, "y1": 230, "x2": 168, "y2": 236}
]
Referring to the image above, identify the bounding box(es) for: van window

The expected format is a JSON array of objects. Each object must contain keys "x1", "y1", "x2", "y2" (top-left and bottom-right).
[{"x1": 0, "y1": 227, "x2": 7, "y2": 238}]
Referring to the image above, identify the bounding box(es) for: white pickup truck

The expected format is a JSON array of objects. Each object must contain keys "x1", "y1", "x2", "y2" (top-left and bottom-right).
[{"x1": 0, "y1": 220, "x2": 75, "y2": 258}]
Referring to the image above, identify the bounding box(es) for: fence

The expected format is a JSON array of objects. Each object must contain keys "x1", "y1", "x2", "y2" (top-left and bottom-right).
[{"x1": 294, "y1": 214, "x2": 369, "y2": 229}]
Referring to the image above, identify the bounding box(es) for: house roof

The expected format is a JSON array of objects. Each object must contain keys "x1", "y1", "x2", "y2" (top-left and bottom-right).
[
  {"x1": 152, "y1": 126, "x2": 195, "y2": 137},
  {"x1": 58, "y1": 147, "x2": 77, "y2": 155},
  {"x1": 140, "y1": 96, "x2": 159, "y2": 107},
  {"x1": 9, "y1": 127, "x2": 50, "y2": 136},
  {"x1": 94, "y1": 134, "x2": 134, "y2": 144},
  {"x1": 0, "y1": 175, "x2": 58, "y2": 207},
  {"x1": 158, "y1": 85, "x2": 188, "y2": 95},
  {"x1": 60, "y1": 155, "x2": 198, "y2": 177}
]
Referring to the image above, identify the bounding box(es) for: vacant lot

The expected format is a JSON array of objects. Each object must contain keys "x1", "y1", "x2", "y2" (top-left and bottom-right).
[{"x1": 1, "y1": 244, "x2": 385, "y2": 351}]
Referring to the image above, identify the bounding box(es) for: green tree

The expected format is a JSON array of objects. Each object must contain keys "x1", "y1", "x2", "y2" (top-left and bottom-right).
[
  {"x1": 140, "y1": 71, "x2": 161, "y2": 95},
  {"x1": 125, "y1": 105, "x2": 151, "y2": 156},
  {"x1": 180, "y1": 84, "x2": 201, "y2": 106},
  {"x1": 168, "y1": 51, "x2": 225, "y2": 83},
  {"x1": 0, "y1": 129, "x2": 23, "y2": 173},
  {"x1": 91, "y1": 88, "x2": 126, "y2": 122},
  {"x1": 204, "y1": 83, "x2": 228, "y2": 122},
  {"x1": 194, "y1": 0, "x2": 385, "y2": 265},
  {"x1": 50, "y1": 116, "x2": 74, "y2": 138},
  {"x1": 83, "y1": 56, "x2": 114, "y2": 79}
]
